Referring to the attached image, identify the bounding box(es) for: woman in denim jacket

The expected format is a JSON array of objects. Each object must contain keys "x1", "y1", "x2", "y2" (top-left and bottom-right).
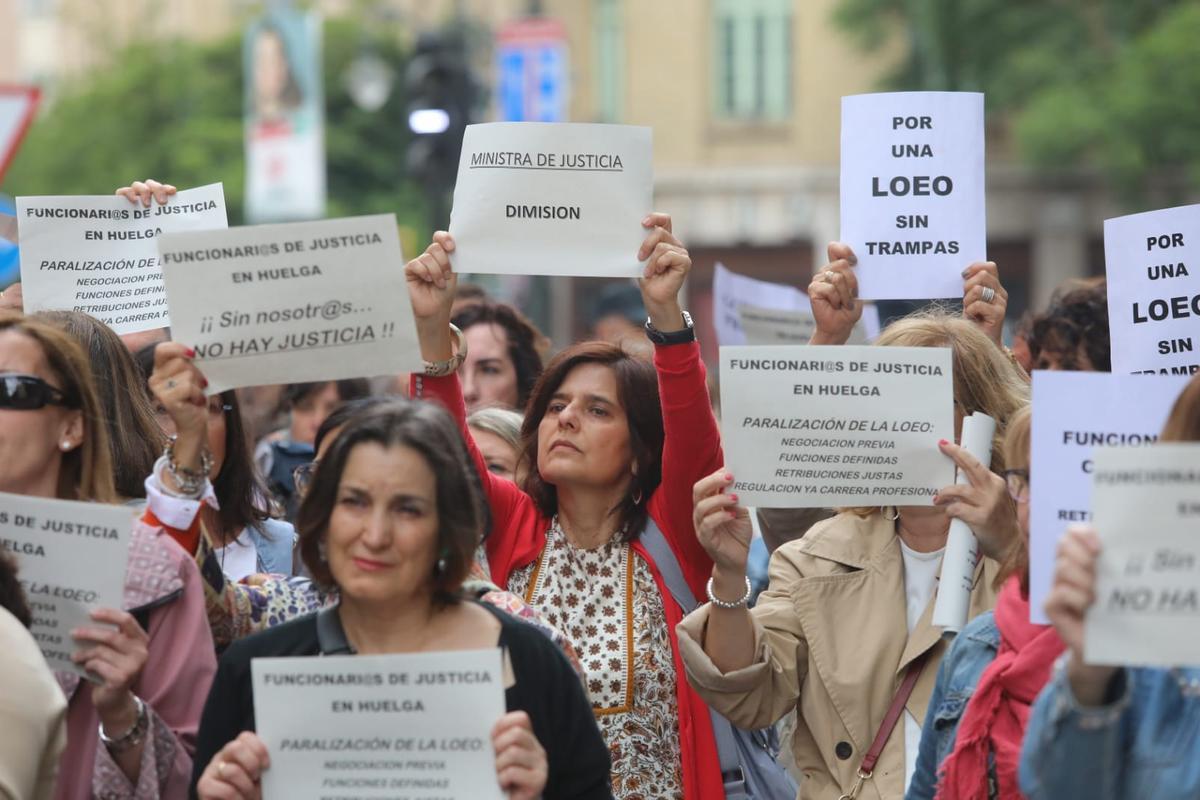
[
  {"x1": 909, "y1": 406, "x2": 1066, "y2": 800},
  {"x1": 1019, "y1": 374, "x2": 1200, "y2": 800}
]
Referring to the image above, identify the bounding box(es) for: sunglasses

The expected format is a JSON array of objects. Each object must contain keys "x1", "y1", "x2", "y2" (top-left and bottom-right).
[{"x1": 0, "y1": 373, "x2": 75, "y2": 410}]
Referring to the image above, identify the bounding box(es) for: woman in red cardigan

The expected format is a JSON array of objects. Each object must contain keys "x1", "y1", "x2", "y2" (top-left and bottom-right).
[{"x1": 406, "y1": 213, "x2": 726, "y2": 799}]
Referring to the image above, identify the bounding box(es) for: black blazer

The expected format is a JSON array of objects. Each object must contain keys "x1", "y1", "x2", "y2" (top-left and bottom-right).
[{"x1": 190, "y1": 601, "x2": 613, "y2": 799}]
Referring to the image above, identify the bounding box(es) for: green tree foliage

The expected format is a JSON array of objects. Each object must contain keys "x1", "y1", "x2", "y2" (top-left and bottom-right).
[
  {"x1": 835, "y1": 0, "x2": 1200, "y2": 196},
  {"x1": 2, "y1": 18, "x2": 428, "y2": 230}
]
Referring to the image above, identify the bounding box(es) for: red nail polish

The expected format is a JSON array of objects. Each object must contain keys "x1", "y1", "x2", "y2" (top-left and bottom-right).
[
  {"x1": 201, "y1": 378, "x2": 209, "y2": 388},
  {"x1": 938, "y1": 439, "x2": 949, "y2": 446},
  {"x1": 724, "y1": 473, "x2": 733, "y2": 482},
  {"x1": 729, "y1": 494, "x2": 738, "y2": 503},
  {"x1": 184, "y1": 347, "x2": 195, "y2": 358}
]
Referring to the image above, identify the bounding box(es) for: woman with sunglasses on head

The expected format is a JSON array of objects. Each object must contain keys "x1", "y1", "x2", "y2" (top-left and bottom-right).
[
  {"x1": 0, "y1": 312, "x2": 215, "y2": 799},
  {"x1": 192, "y1": 400, "x2": 611, "y2": 799},
  {"x1": 905, "y1": 406, "x2": 1065, "y2": 800},
  {"x1": 407, "y1": 215, "x2": 727, "y2": 800},
  {"x1": 1019, "y1": 374, "x2": 1200, "y2": 800}
]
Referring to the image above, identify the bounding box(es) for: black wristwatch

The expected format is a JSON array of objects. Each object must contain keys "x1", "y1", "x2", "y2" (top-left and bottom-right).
[{"x1": 644, "y1": 311, "x2": 695, "y2": 345}]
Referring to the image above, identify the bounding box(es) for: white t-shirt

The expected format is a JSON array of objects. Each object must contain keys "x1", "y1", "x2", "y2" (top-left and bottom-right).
[
  {"x1": 212, "y1": 532, "x2": 259, "y2": 582},
  {"x1": 899, "y1": 538, "x2": 944, "y2": 791}
]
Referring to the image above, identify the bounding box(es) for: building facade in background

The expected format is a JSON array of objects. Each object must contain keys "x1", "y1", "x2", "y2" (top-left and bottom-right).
[{"x1": 0, "y1": 0, "x2": 1112, "y2": 357}]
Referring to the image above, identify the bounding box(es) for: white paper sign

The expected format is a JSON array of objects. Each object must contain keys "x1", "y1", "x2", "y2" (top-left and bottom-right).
[
  {"x1": 1103, "y1": 204, "x2": 1200, "y2": 376},
  {"x1": 932, "y1": 413, "x2": 995, "y2": 633},
  {"x1": 448, "y1": 122, "x2": 652, "y2": 277},
  {"x1": 159, "y1": 215, "x2": 421, "y2": 393},
  {"x1": 712, "y1": 262, "x2": 881, "y2": 346},
  {"x1": 719, "y1": 345, "x2": 954, "y2": 507},
  {"x1": 1085, "y1": 445, "x2": 1200, "y2": 667},
  {"x1": 840, "y1": 92, "x2": 986, "y2": 300},
  {"x1": 0, "y1": 493, "x2": 132, "y2": 674},
  {"x1": 15, "y1": 185, "x2": 228, "y2": 335},
  {"x1": 253, "y1": 649, "x2": 506, "y2": 800},
  {"x1": 1029, "y1": 371, "x2": 1189, "y2": 623}
]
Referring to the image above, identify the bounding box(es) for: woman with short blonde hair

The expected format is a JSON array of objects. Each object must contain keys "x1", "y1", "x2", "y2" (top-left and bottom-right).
[{"x1": 681, "y1": 252, "x2": 1027, "y2": 800}]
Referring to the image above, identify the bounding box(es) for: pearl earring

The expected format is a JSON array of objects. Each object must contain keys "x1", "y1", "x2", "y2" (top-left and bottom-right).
[{"x1": 60, "y1": 441, "x2": 71, "y2": 451}]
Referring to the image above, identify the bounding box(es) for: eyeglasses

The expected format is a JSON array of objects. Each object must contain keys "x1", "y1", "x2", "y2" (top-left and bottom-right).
[
  {"x1": 0, "y1": 373, "x2": 75, "y2": 410},
  {"x1": 1003, "y1": 468, "x2": 1030, "y2": 504},
  {"x1": 293, "y1": 461, "x2": 318, "y2": 498}
]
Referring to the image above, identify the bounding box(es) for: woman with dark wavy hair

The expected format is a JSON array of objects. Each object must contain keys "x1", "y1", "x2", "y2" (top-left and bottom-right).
[
  {"x1": 407, "y1": 213, "x2": 727, "y2": 799},
  {"x1": 452, "y1": 300, "x2": 547, "y2": 412},
  {"x1": 134, "y1": 345, "x2": 296, "y2": 581},
  {"x1": 191, "y1": 400, "x2": 610, "y2": 799}
]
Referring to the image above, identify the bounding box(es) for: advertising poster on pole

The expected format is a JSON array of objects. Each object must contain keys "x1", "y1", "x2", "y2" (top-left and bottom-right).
[{"x1": 244, "y1": 9, "x2": 326, "y2": 223}]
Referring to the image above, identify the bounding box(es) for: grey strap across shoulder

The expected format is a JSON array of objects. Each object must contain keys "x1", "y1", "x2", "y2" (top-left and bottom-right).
[{"x1": 640, "y1": 518, "x2": 796, "y2": 800}]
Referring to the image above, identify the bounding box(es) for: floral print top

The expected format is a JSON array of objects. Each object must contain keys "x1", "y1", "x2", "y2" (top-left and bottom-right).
[{"x1": 508, "y1": 520, "x2": 683, "y2": 800}]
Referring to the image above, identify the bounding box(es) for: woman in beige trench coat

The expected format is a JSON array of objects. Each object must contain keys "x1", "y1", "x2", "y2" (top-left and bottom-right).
[{"x1": 678, "y1": 250, "x2": 1029, "y2": 800}]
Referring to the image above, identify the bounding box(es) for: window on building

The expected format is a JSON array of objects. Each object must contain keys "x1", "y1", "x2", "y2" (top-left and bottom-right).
[
  {"x1": 593, "y1": 0, "x2": 623, "y2": 122},
  {"x1": 712, "y1": 0, "x2": 792, "y2": 122}
]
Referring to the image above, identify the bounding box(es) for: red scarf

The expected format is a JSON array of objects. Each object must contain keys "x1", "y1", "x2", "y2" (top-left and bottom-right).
[{"x1": 934, "y1": 577, "x2": 1065, "y2": 800}]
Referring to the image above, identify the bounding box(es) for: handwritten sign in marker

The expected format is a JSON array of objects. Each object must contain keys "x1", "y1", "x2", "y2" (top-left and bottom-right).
[
  {"x1": 159, "y1": 214, "x2": 421, "y2": 393},
  {"x1": 448, "y1": 122, "x2": 652, "y2": 278},
  {"x1": 1028, "y1": 371, "x2": 1189, "y2": 623},
  {"x1": 840, "y1": 92, "x2": 986, "y2": 300},
  {"x1": 1084, "y1": 444, "x2": 1200, "y2": 667},
  {"x1": 0, "y1": 492, "x2": 133, "y2": 674},
  {"x1": 15, "y1": 184, "x2": 228, "y2": 335},
  {"x1": 1104, "y1": 203, "x2": 1200, "y2": 376},
  {"x1": 719, "y1": 344, "x2": 955, "y2": 507},
  {"x1": 252, "y1": 649, "x2": 506, "y2": 800}
]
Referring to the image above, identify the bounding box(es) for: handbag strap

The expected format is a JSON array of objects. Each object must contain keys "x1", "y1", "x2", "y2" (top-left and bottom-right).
[
  {"x1": 838, "y1": 650, "x2": 929, "y2": 800},
  {"x1": 639, "y1": 520, "x2": 749, "y2": 797},
  {"x1": 862, "y1": 653, "x2": 928, "y2": 775}
]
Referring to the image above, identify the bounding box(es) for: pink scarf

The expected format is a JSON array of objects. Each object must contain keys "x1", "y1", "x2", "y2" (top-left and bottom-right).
[{"x1": 934, "y1": 577, "x2": 1065, "y2": 800}]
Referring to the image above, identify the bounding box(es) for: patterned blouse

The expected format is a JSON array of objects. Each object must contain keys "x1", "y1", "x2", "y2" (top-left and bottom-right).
[{"x1": 508, "y1": 519, "x2": 683, "y2": 799}]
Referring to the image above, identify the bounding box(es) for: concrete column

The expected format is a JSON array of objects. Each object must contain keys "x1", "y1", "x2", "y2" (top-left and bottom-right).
[{"x1": 1031, "y1": 194, "x2": 1088, "y2": 309}]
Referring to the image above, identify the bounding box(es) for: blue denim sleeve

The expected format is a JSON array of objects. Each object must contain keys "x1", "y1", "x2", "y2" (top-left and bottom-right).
[
  {"x1": 1019, "y1": 662, "x2": 1130, "y2": 800},
  {"x1": 906, "y1": 654, "x2": 952, "y2": 800}
]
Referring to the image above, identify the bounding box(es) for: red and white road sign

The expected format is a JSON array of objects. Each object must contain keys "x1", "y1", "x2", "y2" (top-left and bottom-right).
[{"x1": 0, "y1": 85, "x2": 41, "y2": 184}]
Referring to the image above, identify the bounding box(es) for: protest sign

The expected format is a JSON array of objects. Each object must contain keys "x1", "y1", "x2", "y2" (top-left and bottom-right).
[
  {"x1": 0, "y1": 492, "x2": 132, "y2": 674},
  {"x1": 840, "y1": 92, "x2": 986, "y2": 300},
  {"x1": 448, "y1": 122, "x2": 652, "y2": 277},
  {"x1": 1104, "y1": 204, "x2": 1200, "y2": 376},
  {"x1": 719, "y1": 345, "x2": 954, "y2": 507},
  {"x1": 712, "y1": 262, "x2": 881, "y2": 346},
  {"x1": 737, "y1": 305, "x2": 818, "y2": 344},
  {"x1": 253, "y1": 649, "x2": 506, "y2": 800},
  {"x1": 159, "y1": 214, "x2": 421, "y2": 393},
  {"x1": 1029, "y1": 371, "x2": 1189, "y2": 623},
  {"x1": 1084, "y1": 444, "x2": 1200, "y2": 667},
  {"x1": 932, "y1": 413, "x2": 995, "y2": 633},
  {"x1": 15, "y1": 185, "x2": 228, "y2": 335}
]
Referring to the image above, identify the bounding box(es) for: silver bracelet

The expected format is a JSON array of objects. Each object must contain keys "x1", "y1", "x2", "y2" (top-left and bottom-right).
[
  {"x1": 98, "y1": 695, "x2": 147, "y2": 753},
  {"x1": 164, "y1": 437, "x2": 212, "y2": 496},
  {"x1": 706, "y1": 575, "x2": 753, "y2": 609}
]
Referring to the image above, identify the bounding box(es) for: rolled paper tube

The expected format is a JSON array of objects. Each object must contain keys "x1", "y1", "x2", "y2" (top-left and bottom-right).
[{"x1": 931, "y1": 412, "x2": 996, "y2": 634}]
